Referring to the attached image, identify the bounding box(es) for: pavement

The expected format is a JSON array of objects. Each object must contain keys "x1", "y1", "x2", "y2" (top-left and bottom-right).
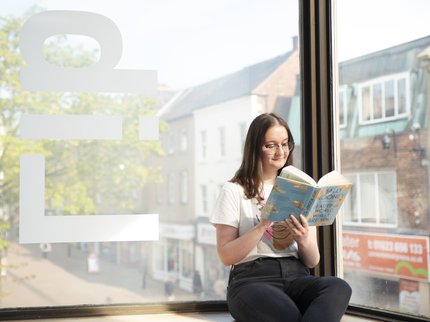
[{"x1": 0, "y1": 242, "x2": 193, "y2": 308}]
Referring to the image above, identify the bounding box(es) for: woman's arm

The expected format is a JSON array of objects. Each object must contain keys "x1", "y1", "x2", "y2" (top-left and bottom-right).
[
  {"x1": 285, "y1": 215, "x2": 320, "y2": 268},
  {"x1": 215, "y1": 220, "x2": 270, "y2": 266}
]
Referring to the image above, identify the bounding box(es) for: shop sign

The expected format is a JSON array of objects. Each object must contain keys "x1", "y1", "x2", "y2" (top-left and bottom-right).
[{"x1": 343, "y1": 231, "x2": 429, "y2": 281}]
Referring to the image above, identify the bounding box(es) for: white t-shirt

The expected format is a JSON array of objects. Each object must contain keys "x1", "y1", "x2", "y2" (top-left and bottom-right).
[{"x1": 210, "y1": 181, "x2": 298, "y2": 265}]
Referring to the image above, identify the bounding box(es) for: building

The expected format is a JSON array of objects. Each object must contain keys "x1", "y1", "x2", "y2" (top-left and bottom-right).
[{"x1": 147, "y1": 37, "x2": 300, "y2": 296}]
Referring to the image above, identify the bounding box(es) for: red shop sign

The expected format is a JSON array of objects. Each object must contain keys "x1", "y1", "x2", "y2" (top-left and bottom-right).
[{"x1": 342, "y1": 231, "x2": 429, "y2": 281}]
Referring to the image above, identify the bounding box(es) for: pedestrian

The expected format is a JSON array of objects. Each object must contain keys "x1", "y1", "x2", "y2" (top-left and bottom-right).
[
  {"x1": 193, "y1": 270, "x2": 203, "y2": 297},
  {"x1": 210, "y1": 113, "x2": 352, "y2": 322},
  {"x1": 40, "y1": 243, "x2": 52, "y2": 258}
]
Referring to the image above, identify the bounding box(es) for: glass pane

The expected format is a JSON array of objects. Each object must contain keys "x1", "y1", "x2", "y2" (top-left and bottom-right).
[
  {"x1": 385, "y1": 80, "x2": 395, "y2": 117},
  {"x1": 397, "y1": 78, "x2": 407, "y2": 115},
  {"x1": 359, "y1": 174, "x2": 377, "y2": 223},
  {"x1": 378, "y1": 172, "x2": 397, "y2": 225},
  {"x1": 373, "y1": 83, "x2": 382, "y2": 119},
  {"x1": 337, "y1": 0, "x2": 430, "y2": 318},
  {"x1": 0, "y1": 0, "x2": 300, "y2": 308},
  {"x1": 361, "y1": 86, "x2": 371, "y2": 121}
]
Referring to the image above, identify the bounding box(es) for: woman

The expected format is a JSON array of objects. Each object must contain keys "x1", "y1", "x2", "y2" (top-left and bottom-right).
[{"x1": 210, "y1": 113, "x2": 351, "y2": 322}]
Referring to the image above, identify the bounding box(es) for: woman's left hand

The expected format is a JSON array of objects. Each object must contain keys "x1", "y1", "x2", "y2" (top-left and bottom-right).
[
  {"x1": 284, "y1": 214, "x2": 309, "y2": 244},
  {"x1": 285, "y1": 214, "x2": 320, "y2": 268}
]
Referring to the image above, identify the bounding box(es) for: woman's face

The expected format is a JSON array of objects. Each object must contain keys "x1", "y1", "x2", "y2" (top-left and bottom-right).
[{"x1": 261, "y1": 125, "x2": 290, "y2": 173}]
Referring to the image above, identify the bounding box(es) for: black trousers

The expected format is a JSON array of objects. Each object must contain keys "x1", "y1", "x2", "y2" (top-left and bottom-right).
[{"x1": 227, "y1": 257, "x2": 351, "y2": 322}]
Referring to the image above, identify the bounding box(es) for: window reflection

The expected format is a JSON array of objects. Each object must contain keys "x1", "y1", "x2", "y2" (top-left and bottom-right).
[{"x1": 337, "y1": 0, "x2": 430, "y2": 318}]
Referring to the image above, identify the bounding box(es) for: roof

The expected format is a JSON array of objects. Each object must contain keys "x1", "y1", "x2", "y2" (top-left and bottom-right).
[
  {"x1": 159, "y1": 51, "x2": 294, "y2": 121},
  {"x1": 339, "y1": 35, "x2": 430, "y2": 84}
]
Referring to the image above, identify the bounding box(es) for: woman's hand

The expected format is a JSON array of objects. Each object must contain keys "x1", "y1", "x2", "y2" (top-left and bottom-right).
[
  {"x1": 285, "y1": 214, "x2": 309, "y2": 244},
  {"x1": 285, "y1": 214, "x2": 320, "y2": 268}
]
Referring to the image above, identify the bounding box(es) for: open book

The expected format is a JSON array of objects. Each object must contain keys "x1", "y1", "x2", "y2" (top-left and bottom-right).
[{"x1": 261, "y1": 166, "x2": 352, "y2": 226}]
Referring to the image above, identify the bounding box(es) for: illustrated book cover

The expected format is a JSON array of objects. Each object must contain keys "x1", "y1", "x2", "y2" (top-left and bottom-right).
[{"x1": 261, "y1": 166, "x2": 352, "y2": 226}]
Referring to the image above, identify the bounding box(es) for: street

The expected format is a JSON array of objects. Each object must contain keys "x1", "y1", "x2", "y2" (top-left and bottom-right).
[{"x1": 0, "y1": 242, "x2": 191, "y2": 308}]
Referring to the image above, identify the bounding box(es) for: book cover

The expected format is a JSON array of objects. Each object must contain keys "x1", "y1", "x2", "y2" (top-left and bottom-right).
[{"x1": 261, "y1": 167, "x2": 352, "y2": 226}]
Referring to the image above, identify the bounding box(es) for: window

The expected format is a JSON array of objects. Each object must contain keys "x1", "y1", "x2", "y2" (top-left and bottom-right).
[
  {"x1": 344, "y1": 171, "x2": 397, "y2": 226},
  {"x1": 180, "y1": 129, "x2": 188, "y2": 152},
  {"x1": 200, "y1": 130, "x2": 207, "y2": 160},
  {"x1": 358, "y1": 74, "x2": 410, "y2": 124},
  {"x1": 218, "y1": 126, "x2": 226, "y2": 157},
  {"x1": 338, "y1": 0, "x2": 430, "y2": 318},
  {"x1": 201, "y1": 185, "x2": 208, "y2": 215},
  {"x1": 180, "y1": 170, "x2": 188, "y2": 204},
  {"x1": 167, "y1": 132, "x2": 175, "y2": 155}
]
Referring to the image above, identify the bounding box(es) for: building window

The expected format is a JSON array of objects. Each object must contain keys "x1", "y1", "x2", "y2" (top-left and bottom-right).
[
  {"x1": 180, "y1": 170, "x2": 188, "y2": 204},
  {"x1": 358, "y1": 73, "x2": 409, "y2": 124},
  {"x1": 200, "y1": 130, "x2": 207, "y2": 160},
  {"x1": 167, "y1": 132, "x2": 175, "y2": 155},
  {"x1": 343, "y1": 171, "x2": 397, "y2": 226},
  {"x1": 180, "y1": 129, "x2": 188, "y2": 152},
  {"x1": 201, "y1": 185, "x2": 208, "y2": 214},
  {"x1": 218, "y1": 126, "x2": 226, "y2": 157}
]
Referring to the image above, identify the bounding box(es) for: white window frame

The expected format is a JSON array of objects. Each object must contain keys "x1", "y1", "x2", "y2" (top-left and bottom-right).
[
  {"x1": 358, "y1": 72, "x2": 410, "y2": 124},
  {"x1": 201, "y1": 184, "x2": 208, "y2": 214},
  {"x1": 200, "y1": 130, "x2": 207, "y2": 160},
  {"x1": 180, "y1": 129, "x2": 188, "y2": 152},
  {"x1": 343, "y1": 170, "x2": 398, "y2": 228},
  {"x1": 218, "y1": 126, "x2": 226, "y2": 158},
  {"x1": 167, "y1": 132, "x2": 175, "y2": 155}
]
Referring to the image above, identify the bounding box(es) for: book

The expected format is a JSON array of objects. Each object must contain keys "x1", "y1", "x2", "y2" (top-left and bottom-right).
[{"x1": 261, "y1": 166, "x2": 352, "y2": 226}]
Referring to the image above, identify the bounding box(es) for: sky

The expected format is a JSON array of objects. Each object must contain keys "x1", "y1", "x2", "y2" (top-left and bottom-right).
[{"x1": 2, "y1": 0, "x2": 430, "y2": 90}]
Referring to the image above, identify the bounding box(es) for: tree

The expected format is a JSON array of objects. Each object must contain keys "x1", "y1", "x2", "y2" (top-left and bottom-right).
[{"x1": 0, "y1": 12, "x2": 166, "y2": 248}]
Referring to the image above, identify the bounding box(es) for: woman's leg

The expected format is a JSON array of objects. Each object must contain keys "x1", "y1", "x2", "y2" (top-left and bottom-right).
[
  {"x1": 287, "y1": 276, "x2": 352, "y2": 322},
  {"x1": 228, "y1": 282, "x2": 302, "y2": 322}
]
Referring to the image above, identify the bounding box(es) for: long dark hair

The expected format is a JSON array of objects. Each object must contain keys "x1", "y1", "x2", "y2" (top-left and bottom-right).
[{"x1": 231, "y1": 113, "x2": 294, "y2": 200}]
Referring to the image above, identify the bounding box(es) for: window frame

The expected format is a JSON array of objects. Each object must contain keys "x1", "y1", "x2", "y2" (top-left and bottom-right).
[
  {"x1": 358, "y1": 72, "x2": 410, "y2": 125},
  {"x1": 343, "y1": 171, "x2": 398, "y2": 228}
]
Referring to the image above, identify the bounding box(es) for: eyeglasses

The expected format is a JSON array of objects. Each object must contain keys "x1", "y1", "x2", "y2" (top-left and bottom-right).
[{"x1": 262, "y1": 141, "x2": 295, "y2": 154}]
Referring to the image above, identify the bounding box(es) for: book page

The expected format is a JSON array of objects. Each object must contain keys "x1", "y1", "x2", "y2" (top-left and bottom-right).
[
  {"x1": 317, "y1": 170, "x2": 350, "y2": 186},
  {"x1": 279, "y1": 166, "x2": 317, "y2": 186}
]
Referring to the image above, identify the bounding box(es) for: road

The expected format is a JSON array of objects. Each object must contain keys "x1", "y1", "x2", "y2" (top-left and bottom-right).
[{"x1": 0, "y1": 242, "x2": 192, "y2": 308}]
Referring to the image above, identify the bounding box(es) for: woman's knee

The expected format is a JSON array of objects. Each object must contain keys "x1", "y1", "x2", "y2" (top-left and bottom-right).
[
  {"x1": 323, "y1": 276, "x2": 352, "y2": 299},
  {"x1": 228, "y1": 284, "x2": 301, "y2": 322}
]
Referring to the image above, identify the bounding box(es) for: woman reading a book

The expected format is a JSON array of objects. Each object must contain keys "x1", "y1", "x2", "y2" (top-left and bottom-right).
[{"x1": 210, "y1": 113, "x2": 351, "y2": 322}]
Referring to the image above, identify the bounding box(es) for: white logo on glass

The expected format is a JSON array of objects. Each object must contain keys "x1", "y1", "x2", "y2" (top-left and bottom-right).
[{"x1": 19, "y1": 11, "x2": 159, "y2": 243}]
